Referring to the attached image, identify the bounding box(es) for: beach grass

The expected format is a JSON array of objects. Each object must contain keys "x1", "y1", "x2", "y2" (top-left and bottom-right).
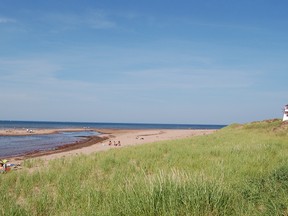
[{"x1": 1, "y1": 119, "x2": 288, "y2": 215}]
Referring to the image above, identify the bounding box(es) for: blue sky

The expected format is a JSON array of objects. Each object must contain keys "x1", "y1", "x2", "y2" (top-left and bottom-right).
[{"x1": 0, "y1": 0, "x2": 287, "y2": 124}]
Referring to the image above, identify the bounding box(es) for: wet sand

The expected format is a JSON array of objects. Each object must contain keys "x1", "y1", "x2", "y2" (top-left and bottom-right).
[{"x1": 3, "y1": 128, "x2": 217, "y2": 164}]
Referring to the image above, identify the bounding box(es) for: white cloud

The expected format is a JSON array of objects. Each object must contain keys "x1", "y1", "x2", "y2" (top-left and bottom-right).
[
  {"x1": 0, "y1": 57, "x2": 115, "y2": 121},
  {"x1": 0, "y1": 59, "x2": 61, "y2": 80},
  {"x1": 87, "y1": 10, "x2": 116, "y2": 29},
  {"x1": 0, "y1": 58, "x2": 93, "y2": 97},
  {"x1": 0, "y1": 17, "x2": 16, "y2": 24},
  {"x1": 44, "y1": 10, "x2": 116, "y2": 30},
  {"x1": 121, "y1": 67, "x2": 257, "y2": 90}
]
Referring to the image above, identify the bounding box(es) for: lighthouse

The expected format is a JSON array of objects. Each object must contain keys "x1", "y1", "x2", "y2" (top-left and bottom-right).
[{"x1": 283, "y1": 105, "x2": 288, "y2": 121}]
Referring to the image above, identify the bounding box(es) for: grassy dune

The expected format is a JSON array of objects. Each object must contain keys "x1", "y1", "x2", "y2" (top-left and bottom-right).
[{"x1": 1, "y1": 119, "x2": 288, "y2": 215}]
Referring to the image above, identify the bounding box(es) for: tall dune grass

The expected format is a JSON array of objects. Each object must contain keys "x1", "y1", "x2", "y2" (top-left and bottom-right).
[{"x1": 1, "y1": 119, "x2": 288, "y2": 215}]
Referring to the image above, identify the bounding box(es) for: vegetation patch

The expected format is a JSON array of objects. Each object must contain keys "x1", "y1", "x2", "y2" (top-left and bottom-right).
[{"x1": 1, "y1": 119, "x2": 288, "y2": 215}]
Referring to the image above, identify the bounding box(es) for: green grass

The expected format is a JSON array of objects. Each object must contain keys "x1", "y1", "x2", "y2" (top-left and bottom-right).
[{"x1": 1, "y1": 119, "x2": 288, "y2": 215}]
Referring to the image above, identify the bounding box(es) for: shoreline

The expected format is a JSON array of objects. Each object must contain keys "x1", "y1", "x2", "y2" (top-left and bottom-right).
[
  {"x1": 13, "y1": 136, "x2": 108, "y2": 160},
  {"x1": 0, "y1": 128, "x2": 96, "y2": 136},
  {"x1": 3, "y1": 128, "x2": 217, "y2": 165},
  {"x1": 1, "y1": 128, "x2": 112, "y2": 160}
]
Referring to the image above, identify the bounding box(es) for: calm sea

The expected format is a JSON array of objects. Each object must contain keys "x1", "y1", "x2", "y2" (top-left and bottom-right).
[{"x1": 0, "y1": 121, "x2": 226, "y2": 158}]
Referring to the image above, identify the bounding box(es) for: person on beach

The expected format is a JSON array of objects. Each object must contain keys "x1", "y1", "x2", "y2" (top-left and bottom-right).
[
  {"x1": 0, "y1": 159, "x2": 20, "y2": 173},
  {"x1": 0, "y1": 159, "x2": 8, "y2": 173},
  {"x1": 0, "y1": 162, "x2": 4, "y2": 173},
  {"x1": 109, "y1": 140, "x2": 112, "y2": 146},
  {"x1": 118, "y1": 141, "x2": 121, "y2": 146}
]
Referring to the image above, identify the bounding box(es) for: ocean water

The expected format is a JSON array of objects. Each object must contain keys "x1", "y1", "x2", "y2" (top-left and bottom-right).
[
  {"x1": 0, "y1": 120, "x2": 225, "y2": 130},
  {"x1": 0, "y1": 131, "x2": 100, "y2": 158},
  {"x1": 0, "y1": 121, "x2": 226, "y2": 158}
]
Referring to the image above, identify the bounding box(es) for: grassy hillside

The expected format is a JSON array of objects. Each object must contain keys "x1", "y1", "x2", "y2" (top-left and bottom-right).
[{"x1": 1, "y1": 119, "x2": 288, "y2": 215}]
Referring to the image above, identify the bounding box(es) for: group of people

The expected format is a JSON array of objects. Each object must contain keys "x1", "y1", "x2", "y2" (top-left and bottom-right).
[
  {"x1": 108, "y1": 140, "x2": 121, "y2": 146},
  {"x1": 0, "y1": 159, "x2": 21, "y2": 173}
]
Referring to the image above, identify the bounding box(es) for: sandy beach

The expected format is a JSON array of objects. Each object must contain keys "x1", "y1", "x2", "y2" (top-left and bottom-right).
[
  {"x1": 0, "y1": 128, "x2": 92, "y2": 136},
  {"x1": 3, "y1": 128, "x2": 217, "y2": 165}
]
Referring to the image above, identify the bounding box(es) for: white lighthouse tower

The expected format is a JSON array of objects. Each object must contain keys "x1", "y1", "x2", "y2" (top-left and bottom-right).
[{"x1": 283, "y1": 105, "x2": 288, "y2": 121}]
